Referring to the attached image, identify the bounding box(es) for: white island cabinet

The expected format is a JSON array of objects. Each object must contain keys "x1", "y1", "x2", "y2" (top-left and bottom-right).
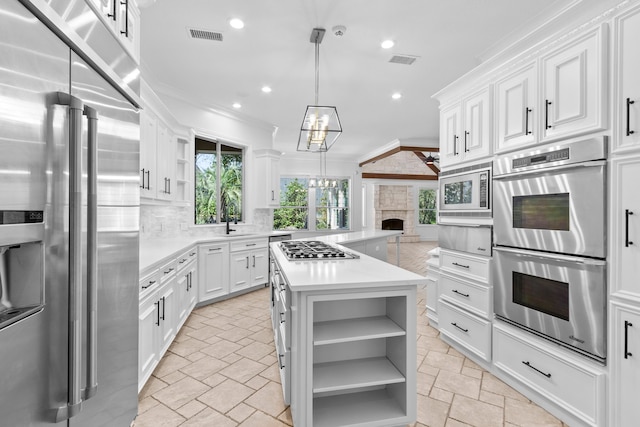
[{"x1": 270, "y1": 240, "x2": 426, "y2": 427}]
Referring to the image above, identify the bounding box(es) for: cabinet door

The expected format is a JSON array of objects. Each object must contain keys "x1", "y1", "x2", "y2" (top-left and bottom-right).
[
  {"x1": 251, "y1": 248, "x2": 269, "y2": 286},
  {"x1": 540, "y1": 26, "x2": 606, "y2": 142},
  {"x1": 139, "y1": 110, "x2": 157, "y2": 198},
  {"x1": 158, "y1": 281, "x2": 177, "y2": 353},
  {"x1": 610, "y1": 303, "x2": 640, "y2": 427},
  {"x1": 614, "y1": 5, "x2": 640, "y2": 152},
  {"x1": 230, "y1": 251, "x2": 252, "y2": 292},
  {"x1": 496, "y1": 63, "x2": 537, "y2": 152},
  {"x1": 439, "y1": 104, "x2": 462, "y2": 167},
  {"x1": 268, "y1": 156, "x2": 280, "y2": 207},
  {"x1": 138, "y1": 292, "x2": 159, "y2": 389},
  {"x1": 118, "y1": 0, "x2": 140, "y2": 63},
  {"x1": 462, "y1": 87, "x2": 492, "y2": 161},
  {"x1": 186, "y1": 264, "x2": 198, "y2": 312},
  {"x1": 156, "y1": 123, "x2": 175, "y2": 201},
  {"x1": 198, "y1": 243, "x2": 229, "y2": 301},
  {"x1": 176, "y1": 271, "x2": 189, "y2": 324},
  {"x1": 610, "y1": 156, "x2": 640, "y2": 298}
]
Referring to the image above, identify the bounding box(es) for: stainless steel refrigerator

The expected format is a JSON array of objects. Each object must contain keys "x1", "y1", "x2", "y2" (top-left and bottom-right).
[{"x1": 0, "y1": 0, "x2": 140, "y2": 425}]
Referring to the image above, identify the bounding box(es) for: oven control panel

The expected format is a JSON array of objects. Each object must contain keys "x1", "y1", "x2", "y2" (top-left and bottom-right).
[{"x1": 513, "y1": 148, "x2": 570, "y2": 169}]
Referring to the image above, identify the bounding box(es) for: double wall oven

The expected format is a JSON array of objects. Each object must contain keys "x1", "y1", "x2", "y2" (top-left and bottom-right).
[{"x1": 493, "y1": 136, "x2": 608, "y2": 363}]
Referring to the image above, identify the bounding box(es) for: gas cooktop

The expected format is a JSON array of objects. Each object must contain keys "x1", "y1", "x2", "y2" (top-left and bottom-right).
[{"x1": 279, "y1": 241, "x2": 359, "y2": 261}]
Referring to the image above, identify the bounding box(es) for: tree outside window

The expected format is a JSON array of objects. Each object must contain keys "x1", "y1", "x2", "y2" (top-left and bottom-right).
[
  {"x1": 316, "y1": 179, "x2": 349, "y2": 230},
  {"x1": 195, "y1": 138, "x2": 243, "y2": 224},
  {"x1": 274, "y1": 178, "x2": 309, "y2": 230},
  {"x1": 418, "y1": 188, "x2": 437, "y2": 225}
]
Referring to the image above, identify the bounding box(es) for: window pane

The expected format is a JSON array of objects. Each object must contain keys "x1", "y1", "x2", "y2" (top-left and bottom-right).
[
  {"x1": 195, "y1": 139, "x2": 218, "y2": 224},
  {"x1": 274, "y1": 177, "x2": 309, "y2": 230},
  {"x1": 418, "y1": 189, "x2": 437, "y2": 225},
  {"x1": 315, "y1": 179, "x2": 349, "y2": 229},
  {"x1": 220, "y1": 144, "x2": 243, "y2": 222},
  {"x1": 316, "y1": 208, "x2": 349, "y2": 230}
]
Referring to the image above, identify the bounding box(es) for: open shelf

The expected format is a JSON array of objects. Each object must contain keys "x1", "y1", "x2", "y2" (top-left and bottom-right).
[
  {"x1": 313, "y1": 357, "x2": 405, "y2": 393},
  {"x1": 313, "y1": 389, "x2": 406, "y2": 427},
  {"x1": 314, "y1": 315, "x2": 405, "y2": 345}
]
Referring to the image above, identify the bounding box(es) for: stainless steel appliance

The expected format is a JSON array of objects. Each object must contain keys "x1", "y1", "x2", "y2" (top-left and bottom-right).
[
  {"x1": 438, "y1": 224, "x2": 492, "y2": 256},
  {"x1": 492, "y1": 136, "x2": 607, "y2": 363},
  {"x1": 279, "y1": 241, "x2": 359, "y2": 260},
  {"x1": 438, "y1": 162, "x2": 492, "y2": 218},
  {"x1": 0, "y1": 1, "x2": 140, "y2": 425}
]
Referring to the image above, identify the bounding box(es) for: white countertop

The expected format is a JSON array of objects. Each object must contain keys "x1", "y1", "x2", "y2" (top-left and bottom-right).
[
  {"x1": 271, "y1": 239, "x2": 427, "y2": 292},
  {"x1": 139, "y1": 231, "x2": 291, "y2": 273},
  {"x1": 312, "y1": 229, "x2": 402, "y2": 245}
]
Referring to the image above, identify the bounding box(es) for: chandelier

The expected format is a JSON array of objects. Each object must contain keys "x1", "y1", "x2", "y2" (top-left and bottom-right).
[{"x1": 297, "y1": 28, "x2": 342, "y2": 152}]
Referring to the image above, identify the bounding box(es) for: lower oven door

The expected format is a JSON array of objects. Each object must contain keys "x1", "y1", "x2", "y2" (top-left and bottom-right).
[
  {"x1": 493, "y1": 246, "x2": 607, "y2": 362},
  {"x1": 493, "y1": 160, "x2": 606, "y2": 258}
]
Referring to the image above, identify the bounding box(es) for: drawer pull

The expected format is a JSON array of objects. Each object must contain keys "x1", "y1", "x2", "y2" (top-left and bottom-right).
[
  {"x1": 280, "y1": 312, "x2": 286, "y2": 324},
  {"x1": 522, "y1": 361, "x2": 551, "y2": 378},
  {"x1": 179, "y1": 258, "x2": 187, "y2": 264},
  {"x1": 142, "y1": 280, "x2": 156, "y2": 290},
  {"x1": 246, "y1": 243, "x2": 257, "y2": 247},
  {"x1": 452, "y1": 289, "x2": 470, "y2": 298},
  {"x1": 625, "y1": 320, "x2": 633, "y2": 359},
  {"x1": 278, "y1": 354, "x2": 285, "y2": 369},
  {"x1": 452, "y1": 262, "x2": 470, "y2": 269},
  {"x1": 163, "y1": 268, "x2": 174, "y2": 274},
  {"x1": 209, "y1": 248, "x2": 222, "y2": 252},
  {"x1": 190, "y1": 252, "x2": 197, "y2": 256},
  {"x1": 451, "y1": 322, "x2": 468, "y2": 333}
]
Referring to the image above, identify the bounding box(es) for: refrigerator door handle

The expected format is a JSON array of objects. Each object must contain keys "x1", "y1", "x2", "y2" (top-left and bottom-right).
[
  {"x1": 52, "y1": 92, "x2": 85, "y2": 422},
  {"x1": 83, "y1": 105, "x2": 99, "y2": 401}
]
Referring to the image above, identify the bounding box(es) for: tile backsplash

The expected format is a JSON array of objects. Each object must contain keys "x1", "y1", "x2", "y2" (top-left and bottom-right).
[{"x1": 140, "y1": 205, "x2": 273, "y2": 240}]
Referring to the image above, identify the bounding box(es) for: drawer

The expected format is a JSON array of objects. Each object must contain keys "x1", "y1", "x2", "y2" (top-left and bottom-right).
[
  {"x1": 231, "y1": 238, "x2": 268, "y2": 252},
  {"x1": 176, "y1": 246, "x2": 197, "y2": 272},
  {"x1": 493, "y1": 322, "x2": 605, "y2": 426},
  {"x1": 439, "y1": 271, "x2": 491, "y2": 319},
  {"x1": 139, "y1": 269, "x2": 160, "y2": 296},
  {"x1": 438, "y1": 299, "x2": 491, "y2": 362},
  {"x1": 276, "y1": 293, "x2": 291, "y2": 349},
  {"x1": 158, "y1": 258, "x2": 177, "y2": 285},
  {"x1": 440, "y1": 249, "x2": 490, "y2": 283}
]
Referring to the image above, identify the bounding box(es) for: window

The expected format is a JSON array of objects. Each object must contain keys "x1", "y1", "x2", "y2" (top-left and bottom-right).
[
  {"x1": 418, "y1": 188, "x2": 437, "y2": 225},
  {"x1": 316, "y1": 179, "x2": 349, "y2": 230},
  {"x1": 274, "y1": 177, "x2": 350, "y2": 231},
  {"x1": 194, "y1": 137, "x2": 243, "y2": 225},
  {"x1": 274, "y1": 178, "x2": 309, "y2": 230}
]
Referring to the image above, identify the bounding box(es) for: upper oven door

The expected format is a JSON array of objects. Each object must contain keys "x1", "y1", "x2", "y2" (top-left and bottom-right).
[
  {"x1": 439, "y1": 168, "x2": 491, "y2": 215},
  {"x1": 493, "y1": 160, "x2": 606, "y2": 258}
]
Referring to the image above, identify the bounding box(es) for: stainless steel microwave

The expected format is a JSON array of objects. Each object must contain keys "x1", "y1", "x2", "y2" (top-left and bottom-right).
[{"x1": 438, "y1": 162, "x2": 492, "y2": 218}]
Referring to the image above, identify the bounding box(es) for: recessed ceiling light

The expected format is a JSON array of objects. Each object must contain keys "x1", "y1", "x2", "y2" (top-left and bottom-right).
[
  {"x1": 229, "y1": 18, "x2": 244, "y2": 29},
  {"x1": 381, "y1": 40, "x2": 394, "y2": 49},
  {"x1": 392, "y1": 92, "x2": 402, "y2": 100},
  {"x1": 262, "y1": 86, "x2": 272, "y2": 93},
  {"x1": 232, "y1": 102, "x2": 242, "y2": 109}
]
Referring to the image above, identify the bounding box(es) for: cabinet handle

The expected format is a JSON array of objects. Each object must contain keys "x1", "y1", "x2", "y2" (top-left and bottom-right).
[
  {"x1": 452, "y1": 289, "x2": 470, "y2": 298},
  {"x1": 246, "y1": 257, "x2": 249, "y2": 269},
  {"x1": 626, "y1": 209, "x2": 634, "y2": 247},
  {"x1": 179, "y1": 258, "x2": 187, "y2": 264},
  {"x1": 145, "y1": 170, "x2": 150, "y2": 190},
  {"x1": 453, "y1": 135, "x2": 459, "y2": 155},
  {"x1": 161, "y1": 296, "x2": 166, "y2": 321},
  {"x1": 278, "y1": 354, "x2": 285, "y2": 369},
  {"x1": 522, "y1": 361, "x2": 551, "y2": 378},
  {"x1": 140, "y1": 168, "x2": 145, "y2": 189},
  {"x1": 627, "y1": 98, "x2": 635, "y2": 136},
  {"x1": 464, "y1": 131, "x2": 469, "y2": 152},
  {"x1": 625, "y1": 320, "x2": 633, "y2": 359},
  {"x1": 280, "y1": 312, "x2": 285, "y2": 324},
  {"x1": 271, "y1": 190, "x2": 275, "y2": 201},
  {"x1": 253, "y1": 255, "x2": 256, "y2": 268},
  {"x1": 167, "y1": 178, "x2": 171, "y2": 195},
  {"x1": 108, "y1": 0, "x2": 117, "y2": 20},
  {"x1": 164, "y1": 268, "x2": 174, "y2": 274},
  {"x1": 545, "y1": 100, "x2": 552, "y2": 129},
  {"x1": 451, "y1": 322, "x2": 468, "y2": 333},
  {"x1": 142, "y1": 280, "x2": 156, "y2": 290},
  {"x1": 525, "y1": 107, "x2": 532, "y2": 135},
  {"x1": 155, "y1": 301, "x2": 160, "y2": 326},
  {"x1": 190, "y1": 252, "x2": 197, "y2": 257},
  {"x1": 246, "y1": 243, "x2": 257, "y2": 247},
  {"x1": 209, "y1": 248, "x2": 222, "y2": 252},
  {"x1": 452, "y1": 262, "x2": 470, "y2": 269},
  {"x1": 120, "y1": 0, "x2": 129, "y2": 37}
]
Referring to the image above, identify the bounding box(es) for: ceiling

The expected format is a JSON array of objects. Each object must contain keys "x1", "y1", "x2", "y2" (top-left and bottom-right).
[{"x1": 139, "y1": 0, "x2": 568, "y2": 161}]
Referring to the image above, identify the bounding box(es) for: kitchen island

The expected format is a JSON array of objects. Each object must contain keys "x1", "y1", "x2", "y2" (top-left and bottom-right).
[{"x1": 270, "y1": 239, "x2": 426, "y2": 427}]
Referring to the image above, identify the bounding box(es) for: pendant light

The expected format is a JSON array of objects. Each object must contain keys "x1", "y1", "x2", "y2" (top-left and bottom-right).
[{"x1": 296, "y1": 28, "x2": 342, "y2": 152}]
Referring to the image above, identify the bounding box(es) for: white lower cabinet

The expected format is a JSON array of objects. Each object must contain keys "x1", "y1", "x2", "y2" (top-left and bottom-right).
[
  {"x1": 425, "y1": 256, "x2": 439, "y2": 326},
  {"x1": 439, "y1": 299, "x2": 491, "y2": 363},
  {"x1": 229, "y1": 238, "x2": 268, "y2": 293},
  {"x1": 198, "y1": 242, "x2": 230, "y2": 302},
  {"x1": 493, "y1": 322, "x2": 606, "y2": 427},
  {"x1": 176, "y1": 248, "x2": 198, "y2": 327},
  {"x1": 610, "y1": 302, "x2": 640, "y2": 427}
]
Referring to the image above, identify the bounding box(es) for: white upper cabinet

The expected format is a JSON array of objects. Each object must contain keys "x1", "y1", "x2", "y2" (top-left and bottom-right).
[
  {"x1": 614, "y1": 5, "x2": 640, "y2": 153},
  {"x1": 539, "y1": 25, "x2": 607, "y2": 142},
  {"x1": 139, "y1": 109, "x2": 157, "y2": 199},
  {"x1": 87, "y1": 0, "x2": 140, "y2": 63},
  {"x1": 495, "y1": 62, "x2": 537, "y2": 153},
  {"x1": 439, "y1": 86, "x2": 492, "y2": 168},
  {"x1": 254, "y1": 149, "x2": 281, "y2": 208}
]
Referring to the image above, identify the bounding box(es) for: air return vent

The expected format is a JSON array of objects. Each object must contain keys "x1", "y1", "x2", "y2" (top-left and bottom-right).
[
  {"x1": 188, "y1": 27, "x2": 224, "y2": 41},
  {"x1": 389, "y1": 55, "x2": 418, "y2": 65}
]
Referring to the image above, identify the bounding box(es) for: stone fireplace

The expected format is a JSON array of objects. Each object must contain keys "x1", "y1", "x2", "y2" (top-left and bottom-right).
[{"x1": 374, "y1": 185, "x2": 420, "y2": 243}]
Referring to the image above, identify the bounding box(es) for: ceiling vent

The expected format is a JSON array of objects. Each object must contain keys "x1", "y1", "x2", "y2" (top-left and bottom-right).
[
  {"x1": 389, "y1": 55, "x2": 418, "y2": 65},
  {"x1": 188, "y1": 27, "x2": 223, "y2": 42}
]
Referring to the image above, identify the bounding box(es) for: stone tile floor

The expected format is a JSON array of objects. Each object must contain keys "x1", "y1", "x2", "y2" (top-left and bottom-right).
[{"x1": 134, "y1": 242, "x2": 568, "y2": 427}]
